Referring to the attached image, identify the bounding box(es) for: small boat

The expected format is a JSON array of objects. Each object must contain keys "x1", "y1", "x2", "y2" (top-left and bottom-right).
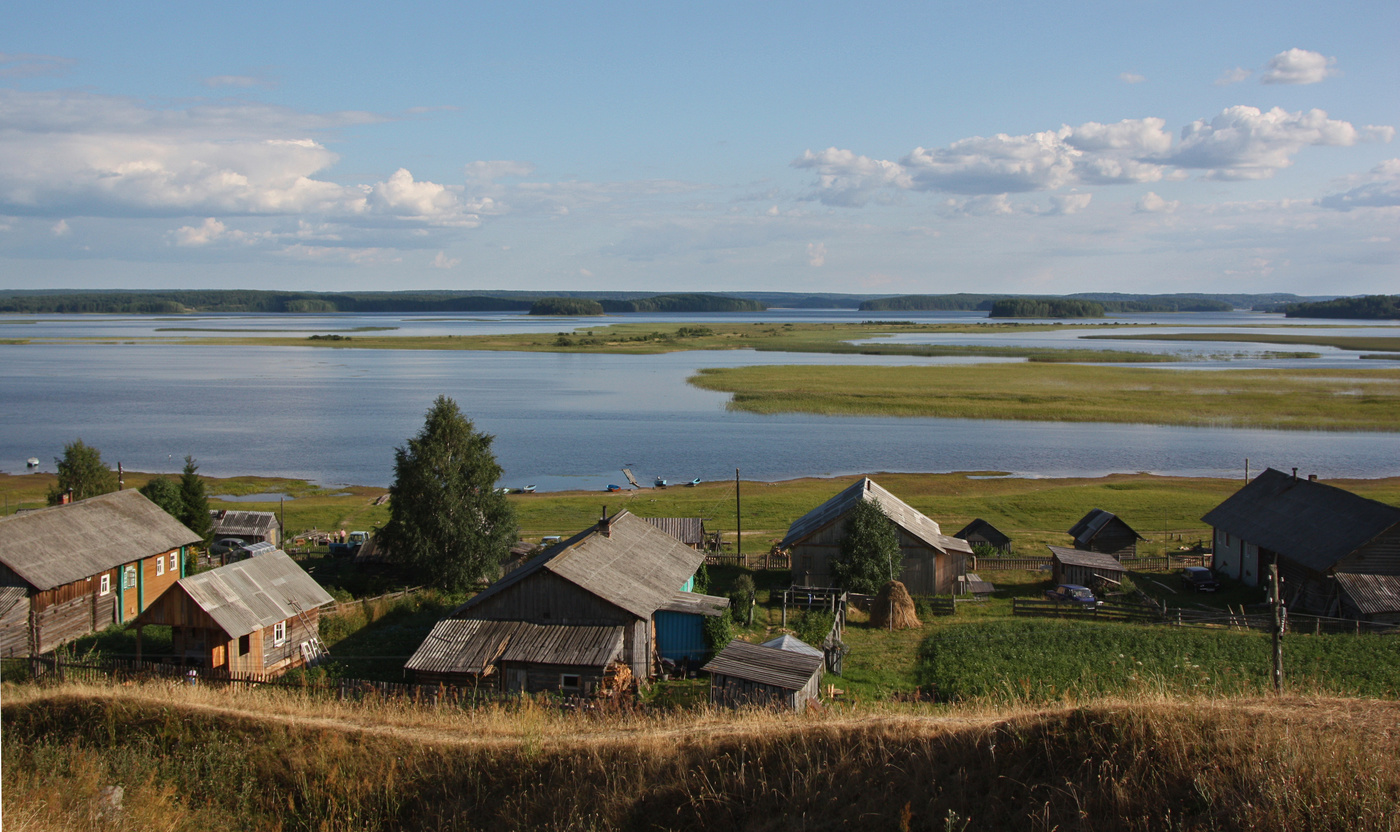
[
  {"x1": 654, "y1": 478, "x2": 667, "y2": 488},
  {"x1": 26, "y1": 457, "x2": 40, "y2": 468},
  {"x1": 520, "y1": 485, "x2": 537, "y2": 493},
  {"x1": 495, "y1": 487, "x2": 511, "y2": 494},
  {"x1": 687, "y1": 478, "x2": 701, "y2": 487},
  {"x1": 606, "y1": 484, "x2": 623, "y2": 492}
]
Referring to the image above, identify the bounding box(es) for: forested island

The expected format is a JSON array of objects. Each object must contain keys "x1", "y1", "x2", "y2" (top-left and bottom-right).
[
  {"x1": 988, "y1": 299, "x2": 1106, "y2": 318},
  {"x1": 864, "y1": 293, "x2": 1235, "y2": 314},
  {"x1": 1285, "y1": 295, "x2": 1400, "y2": 320}
]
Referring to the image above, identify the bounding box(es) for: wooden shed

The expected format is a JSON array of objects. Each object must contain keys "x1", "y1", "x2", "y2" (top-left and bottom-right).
[
  {"x1": 130, "y1": 549, "x2": 333, "y2": 674},
  {"x1": 1334, "y1": 573, "x2": 1400, "y2": 625},
  {"x1": 704, "y1": 638, "x2": 823, "y2": 710},
  {"x1": 643, "y1": 517, "x2": 709, "y2": 550},
  {"x1": 209, "y1": 509, "x2": 280, "y2": 547},
  {"x1": 782, "y1": 477, "x2": 972, "y2": 596},
  {"x1": 0, "y1": 490, "x2": 199, "y2": 657},
  {"x1": 405, "y1": 509, "x2": 711, "y2": 691},
  {"x1": 1048, "y1": 545, "x2": 1125, "y2": 587},
  {"x1": 1068, "y1": 509, "x2": 1143, "y2": 557},
  {"x1": 953, "y1": 518, "x2": 1012, "y2": 553},
  {"x1": 1204, "y1": 469, "x2": 1400, "y2": 615},
  {"x1": 653, "y1": 591, "x2": 729, "y2": 664}
]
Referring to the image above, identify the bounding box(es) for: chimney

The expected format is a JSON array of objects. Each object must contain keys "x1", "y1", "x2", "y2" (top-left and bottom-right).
[
  {"x1": 1308, "y1": 474, "x2": 1317, "y2": 482},
  {"x1": 599, "y1": 505, "x2": 611, "y2": 537},
  {"x1": 117, "y1": 462, "x2": 124, "y2": 490},
  {"x1": 1292, "y1": 467, "x2": 1298, "y2": 481}
]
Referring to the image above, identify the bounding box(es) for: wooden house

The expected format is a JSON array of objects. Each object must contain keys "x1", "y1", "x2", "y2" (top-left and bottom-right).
[
  {"x1": 1068, "y1": 509, "x2": 1143, "y2": 557},
  {"x1": 704, "y1": 638, "x2": 823, "y2": 710},
  {"x1": 953, "y1": 518, "x2": 1012, "y2": 553},
  {"x1": 1047, "y1": 545, "x2": 1125, "y2": 587},
  {"x1": 1203, "y1": 468, "x2": 1400, "y2": 615},
  {"x1": 781, "y1": 477, "x2": 972, "y2": 596},
  {"x1": 209, "y1": 509, "x2": 279, "y2": 547},
  {"x1": 406, "y1": 509, "x2": 722, "y2": 693},
  {"x1": 0, "y1": 490, "x2": 200, "y2": 657},
  {"x1": 130, "y1": 549, "x2": 332, "y2": 674}
]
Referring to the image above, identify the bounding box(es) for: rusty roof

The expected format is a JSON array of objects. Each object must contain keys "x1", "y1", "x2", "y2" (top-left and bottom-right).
[
  {"x1": 703, "y1": 639, "x2": 823, "y2": 691},
  {"x1": 780, "y1": 477, "x2": 973, "y2": 555},
  {"x1": 405, "y1": 618, "x2": 624, "y2": 674},
  {"x1": 1202, "y1": 469, "x2": 1400, "y2": 573},
  {"x1": 0, "y1": 490, "x2": 201, "y2": 590}
]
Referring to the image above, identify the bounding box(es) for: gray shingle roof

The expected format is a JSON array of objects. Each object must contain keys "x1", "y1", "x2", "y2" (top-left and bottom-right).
[
  {"x1": 953, "y1": 518, "x2": 1011, "y2": 547},
  {"x1": 760, "y1": 634, "x2": 824, "y2": 657},
  {"x1": 210, "y1": 510, "x2": 278, "y2": 538},
  {"x1": 780, "y1": 477, "x2": 973, "y2": 554},
  {"x1": 454, "y1": 510, "x2": 706, "y2": 620},
  {"x1": 657, "y1": 591, "x2": 730, "y2": 617},
  {"x1": 1047, "y1": 545, "x2": 1124, "y2": 572},
  {"x1": 1201, "y1": 468, "x2": 1400, "y2": 573},
  {"x1": 703, "y1": 639, "x2": 823, "y2": 691},
  {"x1": 405, "y1": 619, "x2": 624, "y2": 674},
  {"x1": 0, "y1": 490, "x2": 202, "y2": 590},
  {"x1": 167, "y1": 549, "x2": 333, "y2": 638}
]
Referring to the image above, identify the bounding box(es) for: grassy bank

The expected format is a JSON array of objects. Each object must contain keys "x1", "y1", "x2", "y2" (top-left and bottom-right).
[
  {"x1": 1085, "y1": 331, "x2": 1400, "y2": 353},
  {"x1": 688, "y1": 363, "x2": 1400, "y2": 431},
  {"x1": 5, "y1": 682, "x2": 1399, "y2": 831}
]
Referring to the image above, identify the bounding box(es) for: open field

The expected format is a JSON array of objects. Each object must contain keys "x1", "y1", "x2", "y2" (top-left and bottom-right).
[
  {"x1": 4, "y1": 682, "x2": 1399, "y2": 831},
  {"x1": 1085, "y1": 331, "x2": 1400, "y2": 353},
  {"x1": 688, "y1": 363, "x2": 1400, "y2": 431}
]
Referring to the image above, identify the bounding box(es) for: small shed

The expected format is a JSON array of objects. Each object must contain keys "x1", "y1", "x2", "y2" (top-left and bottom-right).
[
  {"x1": 644, "y1": 518, "x2": 709, "y2": 550},
  {"x1": 953, "y1": 519, "x2": 1012, "y2": 553},
  {"x1": 209, "y1": 510, "x2": 280, "y2": 547},
  {"x1": 653, "y1": 591, "x2": 730, "y2": 664},
  {"x1": 705, "y1": 638, "x2": 823, "y2": 710},
  {"x1": 1068, "y1": 509, "x2": 1143, "y2": 557},
  {"x1": 131, "y1": 549, "x2": 333, "y2": 675},
  {"x1": 1048, "y1": 545, "x2": 1125, "y2": 587},
  {"x1": 1334, "y1": 573, "x2": 1400, "y2": 625}
]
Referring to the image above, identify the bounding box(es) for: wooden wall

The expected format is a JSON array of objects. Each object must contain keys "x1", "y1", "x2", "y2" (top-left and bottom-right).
[
  {"x1": 1079, "y1": 523, "x2": 1138, "y2": 557},
  {"x1": 470, "y1": 571, "x2": 634, "y2": 626},
  {"x1": 499, "y1": 660, "x2": 607, "y2": 695},
  {"x1": 1338, "y1": 528, "x2": 1400, "y2": 576},
  {"x1": 790, "y1": 515, "x2": 964, "y2": 595},
  {"x1": 709, "y1": 671, "x2": 819, "y2": 710}
]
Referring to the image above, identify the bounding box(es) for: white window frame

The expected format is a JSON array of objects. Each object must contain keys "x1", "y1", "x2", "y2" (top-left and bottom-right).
[
  {"x1": 156, "y1": 556, "x2": 165, "y2": 576},
  {"x1": 99, "y1": 574, "x2": 110, "y2": 596},
  {"x1": 273, "y1": 621, "x2": 287, "y2": 646},
  {"x1": 123, "y1": 566, "x2": 137, "y2": 590},
  {"x1": 170, "y1": 552, "x2": 178, "y2": 573}
]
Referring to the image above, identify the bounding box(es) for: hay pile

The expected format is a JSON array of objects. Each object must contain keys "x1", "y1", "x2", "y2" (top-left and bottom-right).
[{"x1": 868, "y1": 580, "x2": 921, "y2": 630}]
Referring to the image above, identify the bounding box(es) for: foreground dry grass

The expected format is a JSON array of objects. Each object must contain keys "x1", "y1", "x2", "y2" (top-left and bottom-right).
[{"x1": 5, "y1": 681, "x2": 1399, "y2": 831}]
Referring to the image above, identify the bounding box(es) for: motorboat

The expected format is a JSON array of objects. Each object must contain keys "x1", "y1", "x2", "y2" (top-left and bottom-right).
[
  {"x1": 654, "y1": 478, "x2": 667, "y2": 488},
  {"x1": 606, "y1": 484, "x2": 623, "y2": 492},
  {"x1": 687, "y1": 478, "x2": 701, "y2": 486},
  {"x1": 26, "y1": 458, "x2": 39, "y2": 468},
  {"x1": 520, "y1": 485, "x2": 537, "y2": 493}
]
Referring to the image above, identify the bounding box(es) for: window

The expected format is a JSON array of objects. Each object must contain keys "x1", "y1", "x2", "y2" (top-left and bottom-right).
[
  {"x1": 238, "y1": 634, "x2": 250, "y2": 656},
  {"x1": 99, "y1": 574, "x2": 110, "y2": 595},
  {"x1": 560, "y1": 674, "x2": 582, "y2": 690},
  {"x1": 156, "y1": 556, "x2": 165, "y2": 576},
  {"x1": 273, "y1": 621, "x2": 286, "y2": 646},
  {"x1": 170, "y1": 552, "x2": 178, "y2": 573},
  {"x1": 123, "y1": 566, "x2": 137, "y2": 590}
]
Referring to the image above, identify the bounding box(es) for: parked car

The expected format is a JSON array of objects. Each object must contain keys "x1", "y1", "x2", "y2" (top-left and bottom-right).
[
  {"x1": 1181, "y1": 566, "x2": 1221, "y2": 592},
  {"x1": 1044, "y1": 584, "x2": 1101, "y2": 607},
  {"x1": 209, "y1": 537, "x2": 247, "y2": 556}
]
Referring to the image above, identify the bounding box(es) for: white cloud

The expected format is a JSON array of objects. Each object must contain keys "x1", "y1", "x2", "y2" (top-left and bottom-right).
[
  {"x1": 1214, "y1": 67, "x2": 1252, "y2": 86},
  {"x1": 175, "y1": 217, "x2": 226, "y2": 246},
  {"x1": 807, "y1": 242, "x2": 826, "y2": 266},
  {"x1": 1320, "y1": 159, "x2": 1400, "y2": 211},
  {"x1": 0, "y1": 52, "x2": 74, "y2": 79},
  {"x1": 368, "y1": 168, "x2": 459, "y2": 217},
  {"x1": 1261, "y1": 48, "x2": 1336, "y2": 85},
  {"x1": 1119, "y1": 72, "x2": 1145, "y2": 84},
  {"x1": 579, "y1": 267, "x2": 594, "y2": 277},
  {"x1": 792, "y1": 147, "x2": 910, "y2": 205},
  {"x1": 1050, "y1": 192, "x2": 1092, "y2": 215},
  {"x1": 50, "y1": 219, "x2": 70, "y2": 236},
  {"x1": 1135, "y1": 192, "x2": 1179, "y2": 213},
  {"x1": 1169, "y1": 106, "x2": 1385, "y2": 180},
  {"x1": 430, "y1": 250, "x2": 460, "y2": 268},
  {"x1": 463, "y1": 160, "x2": 535, "y2": 181}
]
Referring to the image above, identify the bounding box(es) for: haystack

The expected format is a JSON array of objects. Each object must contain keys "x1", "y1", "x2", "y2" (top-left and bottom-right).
[{"x1": 868, "y1": 580, "x2": 921, "y2": 630}]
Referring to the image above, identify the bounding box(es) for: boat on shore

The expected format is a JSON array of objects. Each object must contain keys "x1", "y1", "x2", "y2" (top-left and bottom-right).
[{"x1": 654, "y1": 477, "x2": 667, "y2": 488}]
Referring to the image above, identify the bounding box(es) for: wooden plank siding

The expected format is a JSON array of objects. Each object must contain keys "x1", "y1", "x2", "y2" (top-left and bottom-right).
[
  {"x1": 791, "y1": 523, "x2": 965, "y2": 596},
  {"x1": 709, "y1": 670, "x2": 821, "y2": 710}
]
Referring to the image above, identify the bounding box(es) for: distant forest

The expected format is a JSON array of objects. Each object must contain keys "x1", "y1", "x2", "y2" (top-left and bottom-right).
[
  {"x1": 865, "y1": 294, "x2": 1233, "y2": 314},
  {"x1": 988, "y1": 299, "x2": 1105, "y2": 318},
  {"x1": 1284, "y1": 295, "x2": 1400, "y2": 320}
]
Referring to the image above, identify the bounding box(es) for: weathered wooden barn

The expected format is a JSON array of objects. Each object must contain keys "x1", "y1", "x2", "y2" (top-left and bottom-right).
[
  {"x1": 1203, "y1": 468, "x2": 1400, "y2": 616},
  {"x1": 704, "y1": 638, "x2": 824, "y2": 710},
  {"x1": 643, "y1": 517, "x2": 709, "y2": 550},
  {"x1": 1047, "y1": 545, "x2": 1125, "y2": 587},
  {"x1": 782, "y1": 477, "x2": 972, "y2": 595},
  {"x1": 0, "y1": 490, "x2": 200, "y2": 657},
  {"x1": 954, "y1": 518, "x2": 1012, "y2": 553},
  {"x1": 130, "y1": 549, "x2": 332, "y2": 674},
  {"x1": 209, "y1": 509, "x2": 279, "y2": 547},
  {"x1": 405, "y1": 509, "x2": 721, "y2": 692},
  {"x1": 1068, "y1": 509, "x2": 1143, "y2": 557}
]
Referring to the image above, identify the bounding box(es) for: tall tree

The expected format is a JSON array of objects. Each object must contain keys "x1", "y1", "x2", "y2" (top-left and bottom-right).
[
  {"x1": 831, "y1": 498, "x2": 902, "y2": 594},
  {"x1": 139, "y1": 476, "x2": 186, "y2": 519},
  {"x1": 380, "y1": 396, "x2": 517, "y2": 591},
  {"x1": 47, "y1": 439, "x2": 118, "y2": 505},
  {"x1": 179, "y1": 455, "x2": 212, "y2": 541}
]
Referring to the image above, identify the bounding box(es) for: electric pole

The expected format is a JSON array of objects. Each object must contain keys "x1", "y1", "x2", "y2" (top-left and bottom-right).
[{"x1": 1271, "y1": 558, "x2": 1284, "y2": 694}]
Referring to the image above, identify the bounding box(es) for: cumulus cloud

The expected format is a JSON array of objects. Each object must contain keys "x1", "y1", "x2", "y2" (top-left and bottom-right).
[
  {"x1": 172, "y1": 217, "x2": 271, "y2": 246},
  {"x1": 1049, "y1": 192, "x2": 1092, "y2": 215},
  {"x1": 797, "y1": 107, "x2": 1393, "y2": 205},
  {"x1": 1135, "y1": 192, "x2": 1180, "y2": 213},
  {"x1": 1119, "y1": 72, "x2": 1145, "y2": 84},
  {"x1": 368, "y1": 168, "x2": 459, "y2": 217},
  {"x1": 1320, "y1": 159, "x2": 1400, "y2": 211},
  {"x1": 1214, "y1": 67, "x2": 1252, "y2": 86},
  {"x1": 807, "y1": 242, "x2": 826, "y2": 266},
  {"x1": 430, "y1": 250, "x2": 461, "y2": 268},
  {"x1": 50, "y1": 219, "x2": 70, "y2": 236},
  {"x1": 1261, "y1": 48, "x2": 1336, "y2": 85}
]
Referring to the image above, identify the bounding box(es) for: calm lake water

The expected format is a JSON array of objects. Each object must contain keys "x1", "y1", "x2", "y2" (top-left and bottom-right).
[{"x1": 4, "y1": 311, "x2": 1398, "y2": 490}]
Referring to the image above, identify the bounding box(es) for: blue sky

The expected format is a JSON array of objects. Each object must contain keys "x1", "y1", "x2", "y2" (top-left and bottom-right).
[{"x1": 2, "y1": 1, "x2": 1396, "y2": 295}]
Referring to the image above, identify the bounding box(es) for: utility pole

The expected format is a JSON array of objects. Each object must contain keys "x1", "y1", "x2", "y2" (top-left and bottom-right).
[
  {"x1": 1245, "y1": 457, "x2": 1249, "y2": 483},
  {"x1": 1271, "y1": 558, "x2": 1284, "y2": 694},
  {"x1": 735, "y1": 468, "x2": 742, "y2": 565}
]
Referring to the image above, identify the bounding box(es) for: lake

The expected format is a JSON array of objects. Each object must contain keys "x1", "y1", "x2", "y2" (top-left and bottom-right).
[{"x1": 4, "y1": 311, "x2": 1399, "y2": 489}]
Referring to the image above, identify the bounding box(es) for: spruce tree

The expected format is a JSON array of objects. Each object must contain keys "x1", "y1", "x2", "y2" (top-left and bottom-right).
[
  {"x1": 179, "y1": 455, "x2": 213, "y2": 541},
  {"x1": 831, "y1": 497, "x2": 902, "y2": 594}
]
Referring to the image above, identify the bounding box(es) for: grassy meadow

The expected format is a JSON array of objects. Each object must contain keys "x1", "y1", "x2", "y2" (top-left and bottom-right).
[
  {"x1": 1086, "y1": 331, "x2": 1400, "y2": 353},
  {"x1": 688, "y1": 363, "x2": 1400, "y2": 431}
]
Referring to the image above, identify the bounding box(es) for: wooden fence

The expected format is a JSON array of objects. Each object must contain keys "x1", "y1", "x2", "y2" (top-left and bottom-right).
[
  {"x1": 973, "y1": 553, "x2": 1214, "y2": 572},
  {"x1": 321, "y1": 586, "x2": 423, "y2": 616},
  {"x1": 705, "y1": 549, "x2": 791, "y2": 570},
  {"x1": 1012, "y1": 598, "x2": 1165, "y2": 623},
  {"x1": 971, "y1": 556, "x2": 1051, "y2": 571},
  {"x1": 1011, "y1": 598, "x2": 1396, "y2": 635}
]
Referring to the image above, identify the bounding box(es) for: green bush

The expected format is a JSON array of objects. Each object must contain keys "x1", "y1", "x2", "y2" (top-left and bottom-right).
[
  {"x1": 729, "y1": 573, "x2": 755, "y2": 625},
  {"x1": 703, "y1": 610, "x2": 734, "y2": 653},
  {"x1": 794, "y1": 610, "x2": 834, "y2": 646}
]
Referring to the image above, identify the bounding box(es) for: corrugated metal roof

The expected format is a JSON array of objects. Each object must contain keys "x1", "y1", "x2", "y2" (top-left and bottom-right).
[
  {"x1": 760, "y1": 634, "x2": 824, "y2": 657},
  {"x1": 1047, "y1": 545, "x2": 1124, "y2": 572},
  {"x1": 1335, "y1": 572, "x2": 1400, "y2": 616},
  {"x1": 1202, "y1": 469, "x2": 1400, "y2": 573},
  {"x1": 454, "y1": 510, "x2": 705, "y2": 621},
  {"x1": 657, "y1": 591, "x2": 730, "y2": 617},
  {"x1": 405, "y1": 619, "x2": 624, "y2": 674},
  {"x1": 703, "y1": 639, "x2": 823, "y2": 691},
  {"x1": 780, "y1": 477, "x2": 973, "y2": 555},
  {"x1": 0, "y1": 490, "x2": 202, "y2": 590},
  {"x1": 210, "y1": 510, "x2": 278, "y2": 537},
  {"x1": 953, "y1": 518, "x2": 1011, "y2": 547},
  {"x1": 1068, "y1": 509, "x2": 1143, "y2": 548},
  {"x1": 643, "y1": 517, "x2": 707, "y2": 546},
  {"x1": 171, "y1": 549, "x2": 333, "y2": 638}
]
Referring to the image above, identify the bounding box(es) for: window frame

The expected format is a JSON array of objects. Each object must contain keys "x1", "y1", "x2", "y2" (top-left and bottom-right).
[
  {"x1": 170, "y1": 552, "x2": 178, "y2": 573},
  {"x1": 99, "y1": 574, "x2": 111, "y2": 596},
  {"x1": 273, "y1": 621, "x2": 287, "y2": 646},
  {"x1": 156, "y1": 556, "x2": 165, "y2": 577},
  {"x1": 560, "y1": 673, "x2": 582, "y2": 690},
  {"x1": 123, "y1": 566, "x2": 137, "y2": 590}
]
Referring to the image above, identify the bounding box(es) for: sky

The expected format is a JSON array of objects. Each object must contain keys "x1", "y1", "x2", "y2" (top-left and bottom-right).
[{"x1": 2, "y1": 1, "x2": 1397, "y2": 296}]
